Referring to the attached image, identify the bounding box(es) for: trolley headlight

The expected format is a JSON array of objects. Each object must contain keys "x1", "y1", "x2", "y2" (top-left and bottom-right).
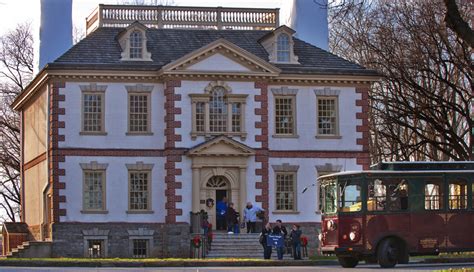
[
  {"x1": 318, "y1": 233, "x2": 323, "y2": 241},
  {"x1": 349, "y1": 231, "x2": 357, "y2": 241},
  {"x1": 327, "y1": 220, "x2": 337, "y2": 231}
]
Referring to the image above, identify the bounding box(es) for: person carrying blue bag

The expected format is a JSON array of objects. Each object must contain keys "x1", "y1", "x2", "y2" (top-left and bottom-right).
[
  {"x1": 216, "y1": 196, "x2": 228, "y2": 230},
  {"x1": 260, "y1": 222, "x2": 273, "y2": 259},
  {"x1": 272, "y1": 219, "x2": 288, "y2": 260}
]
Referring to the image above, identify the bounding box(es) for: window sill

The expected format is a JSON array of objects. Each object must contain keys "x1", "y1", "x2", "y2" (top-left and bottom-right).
[
  {"x1": 81, "y1": 210, "x2": 109, "y2": 214},
  {"x1": 315, "y1": 135, "x2": 342, "y2": 139},
  {"x1": 126, "y1": 210, "x2": 154, "y2": 214},
  {"x1": 191, "y1": 132, "x2": 247, "y2": 140},
  {"x1": 272, "y1": 134, "x2": 299, "y2": 138},
  {"x1": 80, "y1": 132, "x2": 108, "y2": 136},
  {"x1": 126, "y1": 132, "x2": 154, "y2": 136},
  {"x1": 272, "y1": 211, "x2": 300, "y2": 214}
]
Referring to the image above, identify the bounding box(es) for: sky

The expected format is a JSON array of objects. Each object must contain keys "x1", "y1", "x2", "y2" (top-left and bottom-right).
[{"x1": 0, "y1": 0, "x2": 285, "y2": 36}]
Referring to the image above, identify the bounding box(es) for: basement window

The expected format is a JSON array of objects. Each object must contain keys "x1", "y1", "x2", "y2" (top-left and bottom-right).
[{"x1": 87, "y1": 239, "x2": 104, "y2": 258}]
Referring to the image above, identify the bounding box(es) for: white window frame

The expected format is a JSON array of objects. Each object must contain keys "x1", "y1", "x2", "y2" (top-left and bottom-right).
[
  {"x1": 126, "y1": 162, "x2": 154, "y2": 214},
  {"x1": 80, "y1": 161, "x2": 108, "y2": 214},
  {"x1": 80, "y1": 84, "x2": 107, "y2": 135},
  {"x1": 272, "y1": 163, "x2": 299, "y2": 214},
  {"x1": 316, "y1": 96, "x2": 340, "y2": 138},
  {"x1": 126, "y1": 85, "x2": 153, "y2": 135}
]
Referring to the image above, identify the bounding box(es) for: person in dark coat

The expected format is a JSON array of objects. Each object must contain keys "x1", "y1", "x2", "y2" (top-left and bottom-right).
[
  {"x1": 272, "y1": 219, "x2": 288, "y2": 260},
  {"x1": 289, "y1": 224, "x2": 302, "y2": 260},
  {"x1": 260, "y1": 222, "x2": 272, "y2": 259},
  {"x1": 226, "y1": 202, "x2": 238, "y2": 232}
]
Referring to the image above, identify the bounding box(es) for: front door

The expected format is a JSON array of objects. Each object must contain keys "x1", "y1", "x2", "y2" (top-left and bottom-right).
[{"x1": 205, "y1": 176, "x2": 230, "y2": 230}]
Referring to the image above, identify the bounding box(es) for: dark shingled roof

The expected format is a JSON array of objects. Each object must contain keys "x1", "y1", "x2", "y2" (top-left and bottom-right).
[{"x1": 51, "y1": 28, "x2": 378, "y2": 76}]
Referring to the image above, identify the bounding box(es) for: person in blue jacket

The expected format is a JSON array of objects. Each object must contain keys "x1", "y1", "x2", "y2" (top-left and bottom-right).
[{"x1": 216, "y1": 196, "x2": 228, "y2": 230}]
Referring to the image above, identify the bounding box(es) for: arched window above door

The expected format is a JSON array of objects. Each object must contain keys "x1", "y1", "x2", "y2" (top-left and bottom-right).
[{"x1": 206, "y1": 176, "x2": 229, "y2": 188}]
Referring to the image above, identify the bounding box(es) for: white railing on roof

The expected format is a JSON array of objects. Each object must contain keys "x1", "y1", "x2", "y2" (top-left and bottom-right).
[{"x1": 86, "y1": 5, "x2": 279, "y2": 35}]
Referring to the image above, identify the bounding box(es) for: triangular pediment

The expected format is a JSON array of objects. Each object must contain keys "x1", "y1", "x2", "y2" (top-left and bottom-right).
[
  {"x1": 160, "y1": 38, "x2": 281, "y2": 76},
  {"x1": 187, "y1": 136, "x2": 255, "y2": 157}
]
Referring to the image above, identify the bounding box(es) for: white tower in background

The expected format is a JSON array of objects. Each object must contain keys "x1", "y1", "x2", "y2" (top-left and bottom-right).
[
  {"x1": 282, "y1": 0, "x2": 329, "y2": 50},
  {"x1": 34, "y1": 0, "x2": 73, "y2": 74}
]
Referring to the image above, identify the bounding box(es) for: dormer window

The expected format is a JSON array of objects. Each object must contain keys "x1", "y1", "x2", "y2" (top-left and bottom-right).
[
  {"x1": 259, "y1": 25, "x2": 299, "y2": 64},
  {"x1": 129, "y1": 31, "x2": 143, "y2": 59},
  {"x1": 276, "y1": 34, "x2": 290, "y2": 62},
  {"x1": 118, "y1": 22, "x2": 152, "y2": 61}
]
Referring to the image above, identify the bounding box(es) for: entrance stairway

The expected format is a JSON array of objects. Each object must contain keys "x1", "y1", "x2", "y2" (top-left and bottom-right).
[
  {"x1": 206, "y1": 232, "x2": 304, "y2": 259},
  {"x1": 207, "y1": 232, "x2": 262, "y2": 258},
  {"x1": 6, "y1": 241, "x2": 52, "y2": 258}
]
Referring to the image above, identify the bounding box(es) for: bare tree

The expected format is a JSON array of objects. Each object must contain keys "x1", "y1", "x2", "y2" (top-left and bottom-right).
[
  {"x1": 443, "y1": 0, "x2": 474, "y2": 48},
  {"x1": 330, "y1": 0, "x2": 472, "y2": 162},
  {"x1": 0, "y1": 23, "x2": 33, "y2": 221}
]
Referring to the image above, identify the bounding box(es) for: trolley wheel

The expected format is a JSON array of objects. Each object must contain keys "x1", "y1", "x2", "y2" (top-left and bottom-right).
[
  {"x1": 377, "y1": 238, "x2": 399, "y2": 268},
  {"x1": 338, "y1": 256, "x2": 359, "y2": 268}
]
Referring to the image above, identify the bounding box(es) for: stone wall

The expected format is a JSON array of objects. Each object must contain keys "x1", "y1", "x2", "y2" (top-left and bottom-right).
[
  {"x1": 281, "y1": 222, "x2": 321, "y2": 256},
  {"x1": 51, "y1": 222, "x2": 190, "y2": 258}
]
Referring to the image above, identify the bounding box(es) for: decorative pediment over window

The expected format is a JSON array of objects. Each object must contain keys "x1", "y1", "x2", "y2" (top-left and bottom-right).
[
  {"x1": 160, "y1": 38, "x2": 281, "y2": 77},
  {"x1": 187, "y1": 136, "x2": 255, "y2": 157},
  {"x1": 259, "y1": 25, "x2": 299, "y2": 64},
  {"x1": 117, "y1": 21, "x2": 152, "y2": 61}
]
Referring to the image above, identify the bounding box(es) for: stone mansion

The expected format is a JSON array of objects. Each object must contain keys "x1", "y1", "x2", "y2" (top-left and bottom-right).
[{"x1": 9, "y1": 5, "x2": 378, "y2": 258}]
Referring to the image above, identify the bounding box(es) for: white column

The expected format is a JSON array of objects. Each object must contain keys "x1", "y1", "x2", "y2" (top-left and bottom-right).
[
  {"x1": 227, "y1": 103, "x2": 232, "y2": 132},
  {"x1": 204, "y1": 103, "x2": 210, "y2": 133},
  {"x1": 192, "y1": 167, "x2": 200, "y2": 213},
  {"x1": 239, "y1": 167, "x2": 247, "y2": 222}
]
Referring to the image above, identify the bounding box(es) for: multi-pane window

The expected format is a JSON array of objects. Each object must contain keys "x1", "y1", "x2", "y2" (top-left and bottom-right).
[
  {"x1": 132, "y1": 239, "x2": 148, "y2": 258},
  {"x1": 87, "y1": 240, "x2": 104, "y2": 258},
  {"x1": 82, "y1": 93, "x2": 104, "y2": 133},
  {"x1": 129, "y1": 171, "x2": 150, "y2": 211},
  {"x1": 275, "y1": 96, "x2": 295, "y2": 135},
  {"x1": 195, "y1": 102, "x2": 205, "y2": 132},
  {"x1": 190, "y1": 84, "x2": 247, "y2": 138},
  {"x1": 83, "y1": 171, "x2": 105, "y2": 211},
  {"x1": 130, "y1": 31, "x2": 143, "y2": 59},
  {"x1": 276, "y1": 173, "x2": 296, "y2": 211},
  {"x1": 449, "y1": 180, "x2": 467, "y2": 210},
  {"x1": 368, "y1": 178, "x2": 408, "y2": 211},
  {"x1": 339, "y1": 182, "x2": 362, "y2": 212},
  {"x1": 232, "y1": 103, "x2": 241, "y2": 132},
  {"x1": 209, "y1": 87, "x2": 227, "y2": 132},
  {"x1": 128, "y1": 93, "x2": 150, "y2": 133},
  {"x1": 368, "y1": 179, "x2": 386, "y2": 211},
  {"x1": 317, "y1": 97, "x2": 338, "y2": 136},
  {"x1": 425, "y1": 182, "x2": 443, "y2": 210},
  {"x1": 276, "y1": 34, "x2": 290, "y2": 62}
]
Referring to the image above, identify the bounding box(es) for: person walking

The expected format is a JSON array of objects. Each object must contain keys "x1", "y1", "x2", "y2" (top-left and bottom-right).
[
  {"x1": 216, "y1": 196, "x2": 228, "y2": 230},
  {"x1": 289, "y1": 224, "x2": 302, "y2": 260},
  {"x1": 272, "y1": 219, "x2": 288, "y2": 260},
  {"x1": 260, "y1": 222, "x2": 273, "y2": 259},
  {"x1": 225, "y1": 202, "x2": 238, "y2": 233},
  {"x1": 243, "y1": 202, "x2": 264, "y2": 233}
]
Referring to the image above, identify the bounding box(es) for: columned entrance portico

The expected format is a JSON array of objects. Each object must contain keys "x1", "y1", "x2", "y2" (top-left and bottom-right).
[{"x1": 187, "y1": 136, "x2": 255, "y2": 228}]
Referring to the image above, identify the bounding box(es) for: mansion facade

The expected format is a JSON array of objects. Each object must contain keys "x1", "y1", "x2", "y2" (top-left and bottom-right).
[{"x1": 11, "y1": 5, "x2": 378, "y2": 258}]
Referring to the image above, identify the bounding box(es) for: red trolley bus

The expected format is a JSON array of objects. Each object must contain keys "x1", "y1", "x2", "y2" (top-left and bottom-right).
[{"x1": 318, "y1": 162, "x2": 474, "y2": 268}]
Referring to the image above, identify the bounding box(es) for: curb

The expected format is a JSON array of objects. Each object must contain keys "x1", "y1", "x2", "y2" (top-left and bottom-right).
[
  {"x1": 421, "y1": 258, "x2": 474, "y2": 264},
  {"x1": 0, "y1": 260, "x2": 338, "y2": 267}
]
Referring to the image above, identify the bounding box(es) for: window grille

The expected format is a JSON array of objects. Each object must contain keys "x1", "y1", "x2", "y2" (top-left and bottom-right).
[
  {"x1": 276, "y1": 34, "x2": 290, "y2": 62},
  {"x1": 83, "y1": 171, "x2": 104, "y2": 210},
  {"x1": 317, "y1": 98, "x2": 337, "y2": 135},
  {"x1": 275, "y1": 97, "x2": 294, "y2": 135},
  {"x1": 130, "y1": 31, "x2": 143, "y2": 59},
  {"x1": 129, "y1": 94, "x2": 149, "y2": 132},
  {"x1": 276, "y1": 173, "x2": 295, "y2": 211},
  {"x1": 83, "y1": 93, "x2": 103, "y2": 132},
  {"x1": 132, "y1": 239, "x2": 148, "y2": 258},
  {"x1": 129, "y1": 171, "x2": 149, "y2": 210}
]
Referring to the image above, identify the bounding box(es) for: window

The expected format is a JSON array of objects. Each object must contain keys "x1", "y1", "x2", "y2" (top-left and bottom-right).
[
  {"x1": 276, "y1": 33, "x2": 290, "y2": 62},
  {"x1": 275, "y1": 172, "x2": 296, "y2": 211},
  {"x1": 368, "y1": 178, "x2": 408, "y2": 211},
  {"x1": 129, "y1": 31, "x2": 143, "y2": 59},
  {"x1": 322, "y1": 182, "x2": 337, "y2": 214},
  {"x1": 83, "y1": 171, "x2": 105, "y2": 211},
  {"x1": 190, "y1": 83, "x2": 247, "y2": 139},
  {"x1": 317, "y1": 97, "x2": 339, "y2": 136},
  {"x1": 128, "y1": 93, "x2": 150, "y2": 133},
  {"x1": 87, "y1": 239, "x2": 104, "y2": 258},
  {"x1": 129, "y1": 171, "x2": 150, "y2": 211},
  {"x1": 132, "y1": 239, "x2": 148, "y2": 258},
  {"x1": 82, "y1": 93, "x2": 104, "y2": 133},
  {"x1": 368, "y1": 179, "x2": 386, "y2": 211},
  {"x1": 275, "y1": 96, "x2": 296, "y2": 136},
  {"x1": 425, "y1": 181, "x2": 444, "y2": 210},
  {"x1": 209, "y1": 87, "x2": 227, "y2": 132},
  {"x1": 449, "y1": 180, "x2": 467, "y2": 210},
  {"x1": 339, "y1": 182, "x2": 361, "y2": 212}
]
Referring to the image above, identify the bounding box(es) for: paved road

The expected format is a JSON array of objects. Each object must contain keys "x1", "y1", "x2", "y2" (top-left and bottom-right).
[{"x1": 1, "y1": 263, "x2": 474, "y2": 272}]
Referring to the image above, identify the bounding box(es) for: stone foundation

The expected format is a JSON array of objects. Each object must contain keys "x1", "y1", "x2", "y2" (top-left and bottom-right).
[
  {"x1": 284, "y1": 222, "x2": 321, "y2": 256},
  {"x1": 51, "y1": 222, "x2": 190, "y2": 258}
]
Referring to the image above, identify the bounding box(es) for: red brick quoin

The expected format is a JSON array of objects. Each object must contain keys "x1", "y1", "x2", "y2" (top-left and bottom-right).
[
  {"x1": 254, "y1": 81, "x2": 269, "y2": 214},
  {"x1": 164, "y1": 79, "x2": 183, "y2": 223},
  {"x1": 355, "y1": 86, "x2": 370, "y2": 170},
  {"x1": 49, "y1": 81, "x2": 67, "y2": 222}
]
